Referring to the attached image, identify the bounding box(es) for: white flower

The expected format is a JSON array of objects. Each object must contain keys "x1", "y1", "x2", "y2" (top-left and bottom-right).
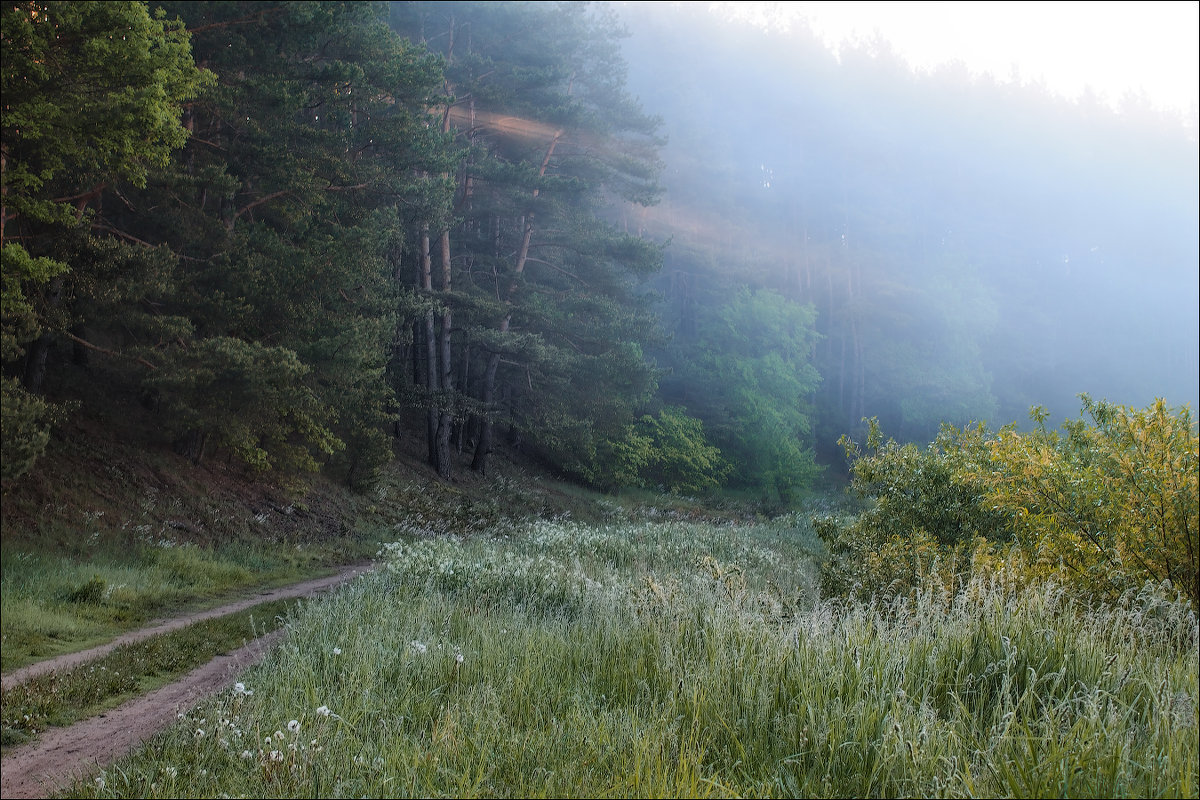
[
  {"x1": 195, "y1": 728, "x2": 205, "y2": 738},
  {"x1": 241, "y1": 750, "x2": 255, "y2": 760},
  {"x1": 270, "y1": 750, "x2": 284, "y2": 762},
  {"x1": 316, "y1": 705, "x2": 332, "y2": 717},
  {"x1": 410, "y1": 640, "x2": 428, "y2": 654},
  {"x1": 287, "y1": 719, "x2": 301, "y2": 734},
  {"x1": 455, "y1": 653, "x2": 464, "y2": 664},
  {"x1": 233, "y1": 682, "x2": 253, "y2": 696},
  {"x1": 332, "y1": 647, "x2": 342, "y2": 656}
]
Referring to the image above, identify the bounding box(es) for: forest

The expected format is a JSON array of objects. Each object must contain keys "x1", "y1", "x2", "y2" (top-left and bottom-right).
[
  {"x1": 1, "y1": 3, "x2": 1197, "y2": 797},
  {"x1": 3, "y1": 1, "x2": 1197, "y2": 502}
]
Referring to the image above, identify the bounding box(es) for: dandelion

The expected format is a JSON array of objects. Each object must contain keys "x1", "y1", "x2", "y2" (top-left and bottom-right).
[
  {"x1": 195, "y1": 728, "x2": 206, "y2": 738},
  {"x1": 455, "y1": 652, "x2": 464, "y2": 664},
  {"x1": 241, "y1": 750, "x2": 255, "y2": 760},
  {"x1": 332, "y1": 647, "x2": 342, "y2": 656},
  {"x1": 287, "y1": 719, "x2": 301, "y2": 734},
  {"x1": 316, "y1": 705, "x2": 332, "y2": 717},
  {"x1": 233, "y1": 681, "x2": 253, "y2": 696},
  {"x1": 410, "y1": 640, "x2": 428, "y2": 654},
  {"x1": 270, "y1": 750, "x2": 284, "y2": 762}
]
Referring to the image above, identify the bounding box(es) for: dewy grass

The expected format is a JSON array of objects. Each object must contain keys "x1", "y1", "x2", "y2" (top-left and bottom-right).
[
  {"x1": 56, "y1": 518, "x2": 1198, "y2": 799},
  {"x1": 1, "y1": 597, "x2": 302, "y2": 749},
  {"x1": 0, "y1": 539, "x2": 352, "y2": 671}
]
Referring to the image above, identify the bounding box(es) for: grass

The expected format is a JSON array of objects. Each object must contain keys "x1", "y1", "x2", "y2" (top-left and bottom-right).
[
  {"x1": 0, "y1": 596, "x2": 305, "y2": 749},
  {"x1": 0, "y1": 540, "x2": 364, "y2": 672},
  {"x1": 49, "y1": 516, "x2": 1199, "y2": 799}
]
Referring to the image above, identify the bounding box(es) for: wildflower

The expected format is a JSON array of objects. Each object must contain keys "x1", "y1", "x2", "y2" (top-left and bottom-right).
[
  {"x1": 195, "y1": 728, "x2": 205, "y2": 738},
  {"x1": 332, "y1": 647, "x2": 342, "y2": 656},
  {"x1": 455, "y1": 652, "x2": 464, "y2": 664},
  {"x1": 241, "y1": 750, "x2": 255, "y2": 760},
  {"x1": 410, "y1": 640, "x2": 428, "y2": 654},
  {"x1": 233, "y1": 682, "x2": 253, "y2": 696},
  {"x1": 316, "y1": 705, "x2": 332, "y2": 717},
  {"x1": 288, "y1": 719, "x2": 301, "y2": 734},
  {"x1": 270, "y1": 750, "x2": 284, "y2": 762}
]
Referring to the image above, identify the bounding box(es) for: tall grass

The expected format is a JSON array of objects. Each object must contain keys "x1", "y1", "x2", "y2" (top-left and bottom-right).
[{"x1": 61, "y1": 517, "x2": 1197, "y2": 798}]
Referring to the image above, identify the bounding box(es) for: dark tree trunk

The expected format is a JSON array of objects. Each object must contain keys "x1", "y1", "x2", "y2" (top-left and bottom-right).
[
  {"x1": 433, "y1": 229, "x2": 453, "y2": 479},
  {"x1": 471, "y1": 351, "x2": 501, "y2": 474}
]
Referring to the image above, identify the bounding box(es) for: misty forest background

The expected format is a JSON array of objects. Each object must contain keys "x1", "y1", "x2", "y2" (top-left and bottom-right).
[{"x1": 4, "y1": 0, "x2": 1198, "y2": 507}]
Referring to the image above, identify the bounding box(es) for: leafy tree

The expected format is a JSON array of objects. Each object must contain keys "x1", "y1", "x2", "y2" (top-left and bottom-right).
[
  {"x1": 614, "y1": 406, "x2": 729, "y2": 495},
  {"x1": 91, "y1": 1, "x2": 455, "y2": 483},
  {"x1": 673, "y1": 287, "x2": 822, "y2": 503},
  {"x1": 1, "y1": 0, "x2": 209, "y2": 478}
]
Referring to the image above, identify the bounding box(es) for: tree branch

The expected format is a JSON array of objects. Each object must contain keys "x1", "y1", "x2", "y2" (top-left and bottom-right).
[{"x1": 63, "y1": 331, "x2": 158, "y2": 371}]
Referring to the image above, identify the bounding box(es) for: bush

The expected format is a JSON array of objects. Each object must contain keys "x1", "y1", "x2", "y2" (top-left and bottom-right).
[
  {"x1": 818, "y1": 418, "x2": 1009, "y2": 601},
  {"x1": 981, "y1": 396, "x2": 1198, "y2": 607},
  {"x1": 822, "y1": 397, "x2": 1199, "y2": 610}
]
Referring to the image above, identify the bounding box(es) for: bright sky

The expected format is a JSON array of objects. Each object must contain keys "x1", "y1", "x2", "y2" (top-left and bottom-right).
[{"x1": 710, "y1": 1, "x2": 1199, "y2": 118}]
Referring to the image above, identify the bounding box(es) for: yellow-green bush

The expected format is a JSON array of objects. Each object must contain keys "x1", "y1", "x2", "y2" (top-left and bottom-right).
[
  {"x1": 980, "y1": 395, "x2": 1197, "y2": 607},
  {"x1": 824, "y1": 397, "x2": 1198, "y2": 609}
]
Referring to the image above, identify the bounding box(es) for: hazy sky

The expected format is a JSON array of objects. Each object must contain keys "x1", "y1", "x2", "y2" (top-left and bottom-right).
[{"x1": 707, "y1": 1, "x2": 1199, "y2": 117}]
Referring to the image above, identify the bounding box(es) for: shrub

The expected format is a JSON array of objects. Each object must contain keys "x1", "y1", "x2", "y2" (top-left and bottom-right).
[
  {"x1": 980, "y1": 396, "x2": 1198, "y2": 607},
  {"x1": 818, "y1": 418, "x2": 1009, "y2": 601},
  {"x1": 823, "y1": 397, "x2": 1199, "y2": 610}
]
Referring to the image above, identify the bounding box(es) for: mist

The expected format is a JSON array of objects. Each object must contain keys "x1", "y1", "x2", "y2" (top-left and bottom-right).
[{"x1": 613, "y1": 2, "x2": 1199, "y2": 449}]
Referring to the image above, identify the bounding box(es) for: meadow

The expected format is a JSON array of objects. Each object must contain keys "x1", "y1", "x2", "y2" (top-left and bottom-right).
[{"x1": 56, "y1": 513, "x2": 1198, "y2": 798}]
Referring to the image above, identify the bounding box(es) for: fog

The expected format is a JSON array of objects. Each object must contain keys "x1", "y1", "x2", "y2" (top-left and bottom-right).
[{"x1": 613, "y1": 2, "x2": 1199, "y2": 446}]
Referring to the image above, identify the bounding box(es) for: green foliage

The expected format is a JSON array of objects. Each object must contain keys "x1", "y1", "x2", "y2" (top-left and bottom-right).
[
  {"x1": 0, "y1": 242, "x2": 73, "y2": 476},
  {"x1": 0, "y1": 0, "x2": 211, "y2": 223},
  {"x1": 1, "y1": 0, "x2": 207, "y2": 478},
  {"x1": 0, "y1": 243, "x2": 66, "y2": 362},
  {"x1": 980, "y1": 396, "x2": 1199, "y2": 607},
  {"x1": 144, "y1": 337, "x2": 341, "y2": 473},
  {"x1": 820, "y1": 417, "x2": 1011, "y2": 601},
  {"x1": 823, "y1": 397, "x2": 1199, "y2": 609},
  {"x1": 606, "y1": 406, "x2": 729, "y2": 495},
  {"x1": 680, "y1": 286, "x2": 823, "y2": 503},
  {"x1": 0, "y1": 376, "x2": 53, "y2": 480}
]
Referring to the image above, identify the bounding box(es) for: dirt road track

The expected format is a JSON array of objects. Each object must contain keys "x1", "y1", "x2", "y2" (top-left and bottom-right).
[{"x1": 0, "y1": 562, "x2": 373, "y2": 798}]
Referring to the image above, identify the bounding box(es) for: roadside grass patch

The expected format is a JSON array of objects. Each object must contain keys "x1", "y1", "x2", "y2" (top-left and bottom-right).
[{"x1": 0, "y1": 540, "x2": 354, "y2": 671}]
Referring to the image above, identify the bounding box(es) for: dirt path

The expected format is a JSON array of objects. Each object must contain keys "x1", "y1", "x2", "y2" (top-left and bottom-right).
[{"x1": 0, "y1": 561, "x2": 375, "y2": 799}]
